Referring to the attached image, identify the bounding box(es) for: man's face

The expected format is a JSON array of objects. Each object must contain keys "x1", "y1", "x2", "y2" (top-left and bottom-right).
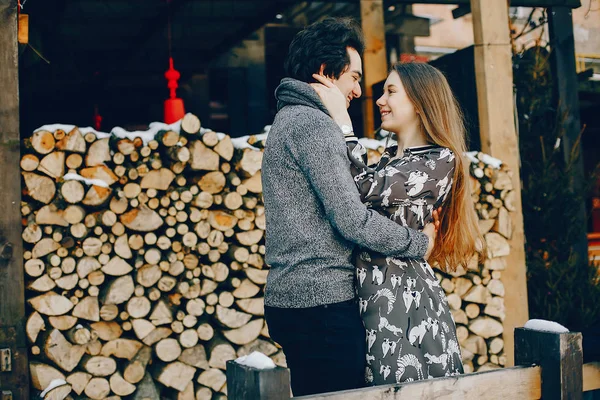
[{"x1": 332, "y1": 47, "x2": 363, "y2": 108}]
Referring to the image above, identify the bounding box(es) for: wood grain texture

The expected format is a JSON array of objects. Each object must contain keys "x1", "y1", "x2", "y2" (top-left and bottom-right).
[
  {"x1": 470, "y1": 0, "x2": 529, "y2": 367},
  {"x1": 0, "y1": 0, "x2": 29, "y2": 398}
]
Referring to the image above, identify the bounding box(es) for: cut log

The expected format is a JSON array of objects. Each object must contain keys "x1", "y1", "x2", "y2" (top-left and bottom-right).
[
  {"x1": 72, "y1": 296, "x2": 100, "y2": 321},
  {"x1": 465, "y1": 303, "x2": 481, "y2": 319},
  {"x1": 123, "y1": 346, "x2": 153, "y2": 384},
  {"x1": 154, "y1": 361, "x2": 196, "y2": 392},
  {"x1": 114, "y1": 234, "x2": 132, "y2": 259},
  {"x1": 142, "y1": 327, "x2": 172, "y2": 346},
  {"x1": 77, "y1": 257, "x2": 101, "y2": 279},
  {"x1": 66, "y1": 371, "x2": 92, "y2": 395},
  {"x1": 56, "y1": 274, "x2": 79, "y2": 291},
  {"x1": 26, "y1": 311, "x2": 46, "y2": 343},
  {"x1": 156, "y1": 338, "x2": 182, "y2": 362},
  {"x1": 214, "y1": 135, "x2": 233, "y2": 161},
  {"x1": 141, "y1": 168, "x2": 175, "y2": 191},
  {"x1": 181, "y1": 113, "x2": 201, "y2": 134},
  {"x1": 66, "y1": 153, "x2": 83, "y2": 169},
  {"x1": 25, "y1": 258, "x2": 45, "y2": 278},
  {"x1": 56, "y1": 128, "x2": 86, "y2": 153},
  {"x1": 484, "y1": 296, "x2": 506, "y2": 320},
  {"x1": 44, "y1": 329, "x2": 86, "y2": 372},
  {"x1": 223, "y1": 318, "x2": 264, "y2": 345},
  {"x1": 32, "y1": 237, "x2": 61, "y2": 259},
  {"x1": 489, "y1": 337, "x2": 504, "y2": 354},
  {"x1": 232, "y1": 279, "x2": 260, "y2": 299},
  {"x1": 37, "y1": 204, "x2": 69, "y2": 226},
  {"x1": 86, "y1": 138, "x2": 111, "y2": 167},
  {"x1": 463, "y1": 335, "x2": 488, "y2": 356},
  {"x1": 101, "y1": 256, "x2": 133, "y2": 276},
  {"x1": 80, "y1": 165, "x2": 118, "y2": 186},
  {"x1": 137, "y1": 264, "x2": 162, "y2": 288},
  {"x1": 66, "y1": 325, "x2": 92, "y2": 345},
  {"x1": 29, "y1": 291, "x2": 74, "y2": 316},
  {"x1": 244, "y1": 268, "x2": 268, "y2": 286},
  {"x1": 485, "y1": 232, "x2": 510, "y2": 258},
  {"x1": 236, "y1": 229, "x2": 264, "y2": 246},
  {"x1": 150, "y1": 300, "x2": 173, "y2": 326},
  {"x1": 22, "y1": 153, "x2": 40, "y2": 171},
  {"x1": 236, "y1": 298, "x2": 265, "y2": 316},
  {"x1": 82, "y1": 186, "x2": 112, "y2": 207},
  {"x1": 242, "y1": 172, "x2": 262, "y2": 194},
  {"x1": 468, "y1": 317, "x2": 504, "y2": 339},
  {"x1": 31, "y1": 130, "x2": 56, "y2": 154},
  {"x1": 84, "y1": 377, "x2": 111, "y2": 400},
  {"x1": 179, "y1": 345, "x2": 209, "y2": 370},
  {"x1": 180, "y1": 329, "x2": 199, "y2": 349},
  {"x1": 463, "y1": 285, "x2": 492, "y2": 305},
  {"x1": 110, "y1": 372, "x2": 136, "y2": 396},
  {"x1": 30, "y1": 362, "x2": 66, "y2": 391},
  {"x1": 48, "y1": 316, "x2": 78, "y2": 331},
  {"x1": 197, "y1": 368, "x2": 226, "y2": 392},
  {"x1": 190, "y1": 140, "x2": 219, "y2": 171},
  {"x1": 29, "y1": 274, "x2": 56, "y2": 292},
  {"x1": 101, "y1": 338, "x2": 143, "y2": 360},
  {"x1": 38, "y1": 151, "x2": 65, "y2": 179},
  {"x1": 121, "y1": 206, "x2": 164, "y2": 232},
  {"x1": 82, "y1": 355, "x2": 117, "y2": 377},
  {"x1": 238, "y1": 149, "x2": 263, "y2": 177},
  {"x1": 103, "y1": 275, "x2": 134, "y2": 305},
  {"x1": 90, "y1": 321, "x2": 122, "y2": 341},
  {"x1": 197, "y1": 323, "x2": 214, "y2": 341},
  {"x1": 486, "y1": 279, "x2": 505, "y2": 297},
  {"x1": 198, "y1": 171, "x2": 226, "y2": 194},
  {"x1": 215, "y1": 305, "x2": 252, "y2": 329}
]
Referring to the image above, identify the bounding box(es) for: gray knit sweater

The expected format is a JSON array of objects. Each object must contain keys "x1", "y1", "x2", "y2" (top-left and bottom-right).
[{"x1": 262, "y1": 78, "x2": 429, "y2": 308}]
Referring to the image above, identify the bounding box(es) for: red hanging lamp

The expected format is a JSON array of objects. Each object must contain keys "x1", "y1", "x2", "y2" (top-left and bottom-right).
[{"x1": 164, "y1": 0, "x2": 185, "y2": 123}]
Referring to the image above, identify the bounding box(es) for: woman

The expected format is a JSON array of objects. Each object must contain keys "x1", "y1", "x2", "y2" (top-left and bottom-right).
[{"x1": 312, "y1": 62, "x2": 482, "y2": 385}]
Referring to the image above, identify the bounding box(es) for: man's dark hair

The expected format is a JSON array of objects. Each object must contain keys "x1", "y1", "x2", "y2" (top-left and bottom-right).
[{"x1": 285, "y1": 17, "x2": 365, "y2": 83}]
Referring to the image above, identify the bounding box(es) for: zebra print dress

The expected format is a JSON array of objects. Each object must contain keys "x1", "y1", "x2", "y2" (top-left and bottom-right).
[{"x1": 347, "y1": 140, "x2": 464, "y2": 385}]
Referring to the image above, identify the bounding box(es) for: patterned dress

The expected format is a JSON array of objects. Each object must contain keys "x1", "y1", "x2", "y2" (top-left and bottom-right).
[{"x1": 347, "y1": 141, "x2": 464, "y2": 386}]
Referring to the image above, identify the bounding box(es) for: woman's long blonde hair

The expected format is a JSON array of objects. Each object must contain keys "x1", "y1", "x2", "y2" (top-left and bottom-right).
[{"x1": 392, "y1": 62, "x2": 484, "y2": 271}]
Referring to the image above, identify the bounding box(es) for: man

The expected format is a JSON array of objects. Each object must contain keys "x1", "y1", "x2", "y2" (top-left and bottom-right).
[{"x1": 261, "y1": 17, "x2": 436, "y2": 396}]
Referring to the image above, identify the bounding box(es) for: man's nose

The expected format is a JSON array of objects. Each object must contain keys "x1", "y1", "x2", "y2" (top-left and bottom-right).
[{"x1": 354, "y1": 83, "x2": 362, "y2": 98}]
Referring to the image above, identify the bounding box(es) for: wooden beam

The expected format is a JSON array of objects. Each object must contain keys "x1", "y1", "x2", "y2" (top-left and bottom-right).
[
  {"x1": 470, "y1": 0, "x2": 529, "y2": 367},
  {"x1": 548, "y1": 7, "x2": 588, "y2": 264},
  {"x1": 386, "y1": 15, "x2": 430, "y2": 37},
  {"x1": 515, "y1": 328, "x2": 583, "y2": 398},
  {"x1": 360, "y1": 0, "x2": 388, "y2": 138},
  {"x1": 277, "y1": 0, "x2": 581, "y2": 8},
  {"x1": 0, "y1": 0, "x2": 29, "y2": 398}
]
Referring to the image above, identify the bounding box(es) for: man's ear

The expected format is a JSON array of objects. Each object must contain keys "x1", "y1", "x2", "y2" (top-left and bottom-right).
[
  {"x1": 318, "y1": 64, "x2": 327, "y2": 76},
  {"x1": 318, "y1": 64, "x2": 335, "y2": 82}
]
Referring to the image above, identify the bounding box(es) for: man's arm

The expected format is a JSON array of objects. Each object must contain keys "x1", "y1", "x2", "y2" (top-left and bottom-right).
[{"x1": 287, "y1": 113, "x2": 429, "y2": 258}]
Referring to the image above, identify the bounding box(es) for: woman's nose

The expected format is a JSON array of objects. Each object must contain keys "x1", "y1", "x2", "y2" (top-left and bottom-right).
[{"x1": 376, "y1": 95, "x2": 385, "y2": 107}]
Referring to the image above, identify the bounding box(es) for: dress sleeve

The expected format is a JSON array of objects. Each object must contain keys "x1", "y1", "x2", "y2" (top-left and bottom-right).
[{"x1": 360, "y1": 147, "x2": 456, "y2": 228}]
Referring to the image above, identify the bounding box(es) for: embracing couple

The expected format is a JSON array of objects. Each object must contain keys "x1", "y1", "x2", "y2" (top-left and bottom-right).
[{"x1": 262, "y1": 17, "x2": 481, "y2": 396}]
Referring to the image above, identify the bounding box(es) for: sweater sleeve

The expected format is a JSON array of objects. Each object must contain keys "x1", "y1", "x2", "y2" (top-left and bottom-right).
[{"x1": 286, "y1": 114, "x2": 429, "y2": 258}]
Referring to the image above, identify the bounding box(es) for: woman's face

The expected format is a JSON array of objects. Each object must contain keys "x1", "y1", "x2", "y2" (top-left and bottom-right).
[{"x1": 376, "y1": 71, "x2": 419, "y2": 133}]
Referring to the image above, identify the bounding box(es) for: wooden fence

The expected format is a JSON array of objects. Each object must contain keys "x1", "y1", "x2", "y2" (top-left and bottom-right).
[{"x1": 226, "y1": 327, "x2": 600, "y2": 399}]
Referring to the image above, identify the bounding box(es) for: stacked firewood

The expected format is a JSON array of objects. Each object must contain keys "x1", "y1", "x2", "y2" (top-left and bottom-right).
[
  {"x1": 22, "y1": 115, "x2": 279, "y2": 400},
  {"x1": 22, "y1": 119, "x2": 511, "y2": 398}
]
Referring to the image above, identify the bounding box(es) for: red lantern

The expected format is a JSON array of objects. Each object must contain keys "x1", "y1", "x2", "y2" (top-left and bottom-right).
[{"x1": 164, "y1": 57, "x2": 185, "y2": 123}]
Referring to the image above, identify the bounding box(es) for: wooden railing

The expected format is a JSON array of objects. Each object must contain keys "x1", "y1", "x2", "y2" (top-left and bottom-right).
[{"x1": 226, "y1": 327, "x2": 600, "y2": 399}]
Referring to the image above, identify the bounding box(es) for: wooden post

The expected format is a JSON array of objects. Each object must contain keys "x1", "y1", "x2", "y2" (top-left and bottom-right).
[
  {"x1": 0, "y1": 1, "x2": 28, "y2": 398},
  {"x1": 226, "y1": 360, "x2": 291, "y2": 400},
  {"x1": 547, "y1": 7, "x2": 588, "y2": 264},
  {"x1": 470, "y1": 0, "x2": 529, "y2": 367},
  {"x1": 360, "y1": 0, "x2": 388, "y2": 138},
  {"x1": 515, "y1": 328, "x2": 583, "y2": 399}
]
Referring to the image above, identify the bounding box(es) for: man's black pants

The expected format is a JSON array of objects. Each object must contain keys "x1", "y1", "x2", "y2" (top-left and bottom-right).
[{"x1": 265, "y1": 299, "x2": 366, "y2": 396}]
